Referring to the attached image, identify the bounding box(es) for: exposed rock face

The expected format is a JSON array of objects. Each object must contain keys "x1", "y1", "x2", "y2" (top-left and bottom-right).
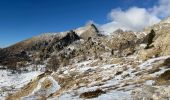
[
  {"x1": 108, "y1": 31, "x2": 139, "y2": 57},
  {"x1": 153, "y1": 30, "x2": 170, "y2": 56},
  {"x1": 46, "y1": 30, "x2": 80, "y2": 52},
  {"x1": 75, "y1": 24, "x2": 99, "y2": 40}
]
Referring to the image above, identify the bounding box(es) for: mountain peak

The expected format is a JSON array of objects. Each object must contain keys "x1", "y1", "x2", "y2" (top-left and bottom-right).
[
  {"x1": 87, "y1": 23, "x2": 98, "y2": 31},
  {"x1": 75, "y1": 24, "x2": 99, "y2": 39}
]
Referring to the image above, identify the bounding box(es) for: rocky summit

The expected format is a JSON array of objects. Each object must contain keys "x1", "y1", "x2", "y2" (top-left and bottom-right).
[{"x1": 0, "y1": 17, "x2": 170, "y2": 100}]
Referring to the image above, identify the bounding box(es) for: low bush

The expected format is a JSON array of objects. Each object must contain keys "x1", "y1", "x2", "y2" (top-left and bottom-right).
[{"x1": 79, "y1": 89, "x2": 105, "y2": 99}]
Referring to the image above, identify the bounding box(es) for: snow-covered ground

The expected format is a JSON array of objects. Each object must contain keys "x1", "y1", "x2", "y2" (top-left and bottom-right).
[
  {"x1": 54, "y1": 56, "x2": 170, "y2": 100},
  {"x1": 3, "y1": 55, "x2": 170, "y2": 100},
  {"x1": 0, "y1": 65, "x2": 45, "y2": 99},
  {"x1": 0, "y1": 70, "x2": 41, "y2": 88}
]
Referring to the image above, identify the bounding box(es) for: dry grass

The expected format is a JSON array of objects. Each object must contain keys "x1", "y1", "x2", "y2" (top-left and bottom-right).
[
  {"x1": 42, "y1": 78, "x2": 52, "y2": 89},
  {"x1": 128, "y1": 75, "x2": 154, "y2": 85},
  {"x1": 6, "y1": 80, "x2": 38, "y2": 100}
]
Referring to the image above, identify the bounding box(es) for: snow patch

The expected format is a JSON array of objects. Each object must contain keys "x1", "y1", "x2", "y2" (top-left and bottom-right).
[
  {"x1": 92, "y1": 90, "x2": 132, "y2": 100},
  {"x1": 0, "y1": 70, "x2": 42, "y2": 89},
  {"x1": 145, "y1": 80, "x2": 155, "y2": 85}
]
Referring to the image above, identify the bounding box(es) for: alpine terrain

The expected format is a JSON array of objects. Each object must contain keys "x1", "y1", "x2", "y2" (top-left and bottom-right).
[{"x1": 0, "y1": 17, "x2": 170, "y2": 100}]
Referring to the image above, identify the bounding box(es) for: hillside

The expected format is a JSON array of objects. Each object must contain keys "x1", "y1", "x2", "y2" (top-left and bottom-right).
[{"x1": 0, "y1": 17, "x2": 170, "y2": 100}]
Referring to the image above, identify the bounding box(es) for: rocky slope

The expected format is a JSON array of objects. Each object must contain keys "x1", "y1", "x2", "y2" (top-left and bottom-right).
[
  {"x1": 0, "y1": 17, "x2": 170, "y2": 100},
  {"x1": 0, "y1": 24, "x2": 99, "y2": 69}
]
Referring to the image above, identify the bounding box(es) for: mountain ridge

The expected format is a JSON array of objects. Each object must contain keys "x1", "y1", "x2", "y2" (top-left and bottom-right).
[{"x1": 1, "y1": 17, "x2": 170, "y2": 100}]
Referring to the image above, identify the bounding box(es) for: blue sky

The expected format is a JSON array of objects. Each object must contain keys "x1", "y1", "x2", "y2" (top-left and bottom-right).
[{"x1": 0, "y1": 0, "x2": 165, "y2": 47}]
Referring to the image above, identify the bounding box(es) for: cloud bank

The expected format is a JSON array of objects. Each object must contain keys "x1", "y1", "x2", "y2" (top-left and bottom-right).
[
  {"x1": 150, "y1": 0, "x2": 170, "y2": 18},
  {"x1": 100, "y1": 0, "x2": 170, "y2": 34}
]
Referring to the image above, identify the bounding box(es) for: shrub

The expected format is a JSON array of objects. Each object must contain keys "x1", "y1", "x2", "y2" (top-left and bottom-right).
[
  {"x1": 156, "y1": 70, "x2": 170, "y2": 85},
  {"x1": 145, "y1": 29, "x2": 155, "y2": 49},
  {"x1": 79, "y1": 89, "x2": 105, "y2": 99},
  {"x1": 163, "y1": 58, "x2": 170, "y2": 67}
]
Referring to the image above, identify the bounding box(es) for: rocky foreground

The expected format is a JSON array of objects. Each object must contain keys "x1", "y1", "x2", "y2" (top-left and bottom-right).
[{"x1": 0, "y1": 17, "x2": 170, "y2": 100}]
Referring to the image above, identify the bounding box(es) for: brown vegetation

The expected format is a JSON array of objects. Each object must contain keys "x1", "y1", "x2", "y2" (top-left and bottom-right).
[
  {"x1": 47, "y1": 56, "x2": 60, "y2": 71},
  {"x1": 156, "y1": 70, "x2": 170, "y2": 85},
  {"x1": 79, "y1": 89, "x2": 105, "y2": 99},
  {"x1": 163, "y1": 58, "x2": 170, "y2": 66}
]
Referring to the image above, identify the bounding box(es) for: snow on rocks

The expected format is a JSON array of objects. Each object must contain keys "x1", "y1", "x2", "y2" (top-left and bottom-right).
[
  {"x1": 92, "y1": 90, "x2": 132, "y2": 100},
  {"x1": 101, "y1": 64, "x2": 116, "y2": 69},
  {"x1": 139, "y1": 55, "x2": 170, "y2": 70},
  {"x1": 139, "y1": 43, "x2": 147, "y2": 49},
  {"x1": 150, "y1": 67, "x2": 170, "y2": 77},
  {"x1": 75, "y1": 60, "x2": 97, "y2": 73},
  {"x1": 145, "y1": 80, "x2": 155, "y2": 85}
]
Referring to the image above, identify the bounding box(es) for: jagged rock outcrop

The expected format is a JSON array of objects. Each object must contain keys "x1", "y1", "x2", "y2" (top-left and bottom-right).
[
  {"x1": 108, "y1": 31, "x2": 139, "y2": 57},
  {"x1": 46, "y1": 30, "x2": 80, "y2": 52},
  {"x1": 75, "y1": 24, "x2": 99, "y2": 40}
]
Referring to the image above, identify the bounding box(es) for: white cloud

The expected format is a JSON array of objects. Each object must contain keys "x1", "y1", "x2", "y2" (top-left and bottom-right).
[
  {"x1": 101, "y1": 7, "x2": 160, "y2": 34},
  {"x1": 100, "y1": 0, "x2": 170, "y2": 34},
  {"x1": 150, "y1": 0, "x2": 170, "y2": 18}
]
